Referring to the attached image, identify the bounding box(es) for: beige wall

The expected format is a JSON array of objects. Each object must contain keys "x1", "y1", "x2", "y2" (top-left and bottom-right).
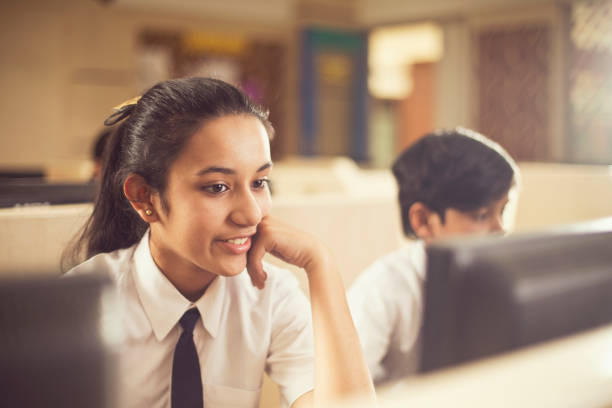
[
  {"x1": 0, "y1": 0, "x2": 296, "y2": 168},
  {"x1": 358, "y1": 0, "x2": 559, "y2": 25},
  {"x1": 514, "y1": 162, "x2": 612, "y2": 231},
  {"x1": 0, "y1": 0, "x2": 582, "y2": 170},
  {"x1": 0, "y1": 0, "x2": 374, "y2": 171}
]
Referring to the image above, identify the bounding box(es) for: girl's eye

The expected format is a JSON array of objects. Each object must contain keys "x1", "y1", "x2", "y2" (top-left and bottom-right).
[
  {"x1": 202, "y1": 184, "x2": 229, "y2": 194},
  {"x1": 252, "y1": 178, "x2": 269, "y2": 190}
]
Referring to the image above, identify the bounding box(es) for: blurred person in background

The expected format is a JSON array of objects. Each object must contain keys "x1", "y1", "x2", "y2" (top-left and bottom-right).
[
  {"x1": 91, "y1": 127, "x2": 113, "y2": 182},
  {"x1": 348, "y1": 128, "x2": 520, "y2": 384}
]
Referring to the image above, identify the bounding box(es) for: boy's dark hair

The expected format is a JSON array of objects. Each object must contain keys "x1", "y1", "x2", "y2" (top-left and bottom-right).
[{"x1": 392, "y1": 128, "x2": 518, "y2": 238}]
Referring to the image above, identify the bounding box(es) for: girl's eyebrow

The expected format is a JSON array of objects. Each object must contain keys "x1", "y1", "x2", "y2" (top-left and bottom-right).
[
  {"x1": 195, "y1": 161, "x2": 273, "y2": 176},
  {"x1": 257, "y1": 162, "x2": 273, "y2": 172}
]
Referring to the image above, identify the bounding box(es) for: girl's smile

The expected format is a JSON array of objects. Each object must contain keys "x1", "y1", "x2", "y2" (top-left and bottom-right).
[{"x1": 218, "y1": 235, "x2": 253, "y2": 255}]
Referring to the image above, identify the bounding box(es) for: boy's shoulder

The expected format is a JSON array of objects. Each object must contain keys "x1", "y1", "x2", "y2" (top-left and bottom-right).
[
  {"x1": 350, "y1": 242, "x2": 426, "y2": 294},
  {"x1": 368, "y1": 242, "x2": 425, "y2": 278}
]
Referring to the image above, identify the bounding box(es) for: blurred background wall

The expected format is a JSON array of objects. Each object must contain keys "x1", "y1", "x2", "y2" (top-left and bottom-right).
[
  {"x1": 1, "y1": 2, "x2": 611, "y2": 406},
  {"x1": 2, "y1": 0, "x2": 611, "y2": 171}
]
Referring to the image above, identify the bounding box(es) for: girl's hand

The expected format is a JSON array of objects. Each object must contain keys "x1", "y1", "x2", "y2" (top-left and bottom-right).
[
  {"x1": 247, "y1": 216, "x2": 377, "y2": 405},
  {"x1": 246, "y1": 216, "x2": 329, "y2": 289}
]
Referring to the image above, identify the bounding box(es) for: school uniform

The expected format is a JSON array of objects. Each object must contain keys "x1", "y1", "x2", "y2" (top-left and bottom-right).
[
  {"x1": 347, "y1": 241, "x2": 426, "y2": 384},
  {"x1": 68, "y1": 230, "x2": 314, "y2": 408}
]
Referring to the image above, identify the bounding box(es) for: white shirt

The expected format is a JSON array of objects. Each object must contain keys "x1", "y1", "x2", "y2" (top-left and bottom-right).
[
  {"x1": 68, "y1": 231, "x2": 314, "y2": 408},
  {"x1": 347, "y1": 241, "x2": 426, "y2": 384}
]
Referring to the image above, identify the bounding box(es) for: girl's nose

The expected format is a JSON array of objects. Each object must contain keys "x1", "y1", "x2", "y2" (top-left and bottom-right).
[{"x1": 229, "y1": 190, "x2": 263, "y2": 227}]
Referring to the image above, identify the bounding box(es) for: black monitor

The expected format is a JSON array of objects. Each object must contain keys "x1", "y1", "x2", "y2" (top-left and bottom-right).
[
  {"x1": 419, "y1": 218, "x2": 612, "y2": 373},
  {"x1": 0, "y1": 167, "x2": 45, "y2": 183},
  {"x1": 0, "y1": 274, "x2": 117, "y2": 407},
  {"x1": 0, "y1": 181, "x2": 96, "y2": 208}
]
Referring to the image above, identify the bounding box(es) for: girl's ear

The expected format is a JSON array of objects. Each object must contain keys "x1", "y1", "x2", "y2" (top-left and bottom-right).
[
  {"x1": 408, "y1": 202, "x2": 438, "y2": 240},
  {"x1": 123, "y1": 173, "x2": 159, "y2": 222}
]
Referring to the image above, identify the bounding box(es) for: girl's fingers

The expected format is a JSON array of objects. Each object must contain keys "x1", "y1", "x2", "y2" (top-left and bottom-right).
[
  {"x1": 247, "y1": 216, "x2": 321, "y2": 289},
  {"x1": 246, "y1": 233, "x2": 269, "y2": 289}
]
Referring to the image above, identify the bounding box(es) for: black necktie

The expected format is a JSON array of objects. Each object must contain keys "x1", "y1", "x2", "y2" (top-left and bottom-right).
[{"x1": 171, "y1": 308, "x2": 203, "y2": 408}]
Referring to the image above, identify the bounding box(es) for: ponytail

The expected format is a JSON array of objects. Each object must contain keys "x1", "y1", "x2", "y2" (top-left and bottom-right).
[
  {"x1": 86, "y1": 124, "x2": 148, "y2": 256},
  {"x1": 62, "y1": 122, "x2": 147, "y2": 270}
]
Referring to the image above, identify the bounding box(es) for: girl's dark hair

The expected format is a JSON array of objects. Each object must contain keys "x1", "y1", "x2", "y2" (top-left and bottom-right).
[
  {"x1": 392, "y1": 128, "x2": 519, "y2": 238},
  {"x1": 64, "y1": 77, "x2": 273, "y2": 268}
]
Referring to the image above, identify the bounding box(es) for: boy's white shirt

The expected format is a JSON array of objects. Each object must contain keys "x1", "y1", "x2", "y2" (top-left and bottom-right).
[
  {"x1": 68, "y1": 230, "x2": 314, "y2": 408},
  {"x1": 347, "y1": 240, "x2": 426, "y2": 384}
]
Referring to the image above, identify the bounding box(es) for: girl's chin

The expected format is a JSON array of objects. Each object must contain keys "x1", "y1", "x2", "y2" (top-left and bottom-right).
[
  {"x1": 214, "y1": 261, "x2": 247, "y2": 277},
  {"x1": 192, "y1": 258, "x2": 246, "y2": 278},
  {"x1": 217, "y1": 269, "x2": 245, "y2": 277}
]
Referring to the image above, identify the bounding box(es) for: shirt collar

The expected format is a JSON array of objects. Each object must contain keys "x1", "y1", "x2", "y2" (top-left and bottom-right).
[
  {"x1": 132, "y1": 230, "x2": 227, "y2": 341},
  {"x1": 193, "y1": 274, "x2": 225, "y2": 339}
]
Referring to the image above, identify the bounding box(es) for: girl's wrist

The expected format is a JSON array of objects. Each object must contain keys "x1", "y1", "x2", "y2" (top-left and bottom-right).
[{"x1": 303, "y1": 243, "x2": 336, "y2": 277}]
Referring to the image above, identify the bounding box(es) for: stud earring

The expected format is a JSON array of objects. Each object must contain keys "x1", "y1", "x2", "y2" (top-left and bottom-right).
[{"x1": 145, "y1": 209, "x2": 153, "y2": 216}]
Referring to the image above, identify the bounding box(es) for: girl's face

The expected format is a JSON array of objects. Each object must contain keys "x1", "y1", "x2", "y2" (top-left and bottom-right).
[{"x1": 148, "y1": 114, "x2": 272, "y2": 293}]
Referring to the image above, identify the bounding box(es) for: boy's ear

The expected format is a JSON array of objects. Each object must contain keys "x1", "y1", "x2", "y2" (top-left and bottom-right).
[
  {"x1": 408, "y1": 202, "x2": 436, "y2": 240},
  {"x1": 123, "y1": 173, "x2": 159, "y2": 222}
]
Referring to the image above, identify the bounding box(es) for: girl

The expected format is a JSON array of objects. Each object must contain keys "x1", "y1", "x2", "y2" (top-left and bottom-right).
[{"x1": 66, "y1": 77, "x2": 375, "y2": 408}]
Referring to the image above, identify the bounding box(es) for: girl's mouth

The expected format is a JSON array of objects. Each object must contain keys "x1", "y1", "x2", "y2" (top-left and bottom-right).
[
  {"x1": 224, "y1": 237, "x2": 248, "y2": 245},
  {"x1": 219, "y1": 236, "x2": 251, "y2": 254}
]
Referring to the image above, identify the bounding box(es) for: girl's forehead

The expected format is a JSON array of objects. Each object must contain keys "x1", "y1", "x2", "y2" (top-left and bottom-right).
[{"x1": 175, "y1": 115, "x2": 271, "y2": 172}]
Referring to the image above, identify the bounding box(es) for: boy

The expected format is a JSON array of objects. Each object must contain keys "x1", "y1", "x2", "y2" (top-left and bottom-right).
[{"x1": 348, "y1": 128, "x2": 519, "y2": 384}]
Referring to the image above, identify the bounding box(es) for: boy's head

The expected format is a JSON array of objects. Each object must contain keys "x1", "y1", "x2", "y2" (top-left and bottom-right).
[{"x1": 392, "y1": 128, "x2": 519, "y2": 241}]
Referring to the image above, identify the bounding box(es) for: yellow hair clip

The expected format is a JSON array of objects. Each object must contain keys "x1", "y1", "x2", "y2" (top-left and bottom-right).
[
  {"x1": 104, "y1": 95, "x2": 142, "y2": 126},
  {"x1": 112, "y1": 96, "x2": 142, "y2": 112}
]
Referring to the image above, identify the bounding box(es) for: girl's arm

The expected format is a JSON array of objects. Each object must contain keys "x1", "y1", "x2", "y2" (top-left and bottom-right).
[{"x1": 247, "y1": 216, "x2": 377, "y2": 407}]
